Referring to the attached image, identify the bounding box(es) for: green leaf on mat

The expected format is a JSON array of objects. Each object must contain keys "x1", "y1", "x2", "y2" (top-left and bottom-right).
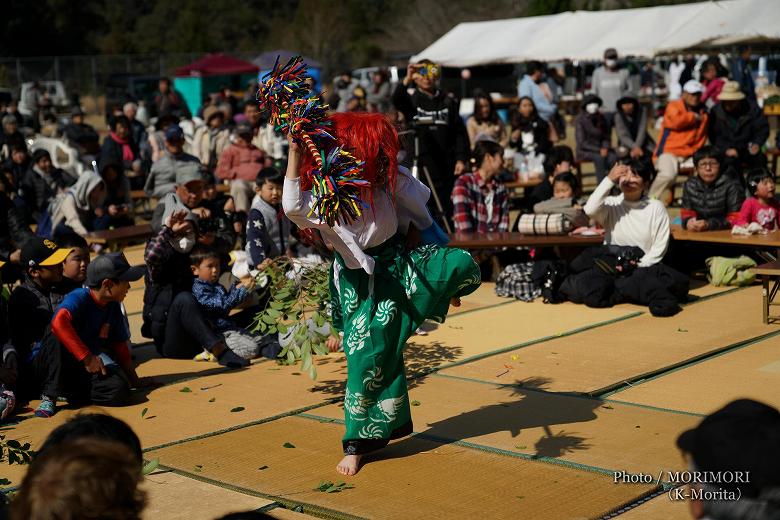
[
  {"x1": 515, "y1": 445, "x2": 526, "y2": 450},
  {"x1": 0, "y1": 478, "x2": 11, "y2": 486},
  {"x1": 315, "y1": 480, "x2": 354, "y2": 493},
  {"x1": 141, "y1": 407, "x2": 148, "y2": 418},
  {"x1": 180, "y1": 387, "x2": 192, "y2": 393},
  {"x1": 208, "y1": 397, "x2": 216, "y2": 403},
  {"x1": 411, "y1": 400, "x2": 421, "y2": 406},
  {"x1": 194, "y1": 464, "x2": 203, "y2": 472},
  {"x1": 677, "y1": 328, "x2": 688, "y2": 332},
  {"x1": 282, "y1": 442, "x2": 295, "y2": 448},
  {"x1": 258, "y1": 465, "x2": 269, "y2": 471},
  {"x1": 142, "y1": 458, "x2": 159, "y2": 476},
  {"x1": 230, "y1": 407, "x2": 245, "y2": 413}
]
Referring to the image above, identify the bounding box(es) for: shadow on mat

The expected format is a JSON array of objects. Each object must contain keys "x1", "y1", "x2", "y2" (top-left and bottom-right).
[
  {"x1": 383, "y1": 382, "x2": 600, "y2": 463},
  {"x1": 308, "y1": 341, "x2": 463, "y2": 398}
]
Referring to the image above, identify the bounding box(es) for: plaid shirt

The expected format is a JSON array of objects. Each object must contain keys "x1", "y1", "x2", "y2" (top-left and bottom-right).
[{"x1": 451, "y1": 172, "x2": 509, "y2": 233}]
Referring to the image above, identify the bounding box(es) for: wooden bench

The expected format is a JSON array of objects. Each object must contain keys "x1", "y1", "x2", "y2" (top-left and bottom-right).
[
  {"x1": 449, "y1": 232, "x2": 602, "y2": 249},
  {"x1": 671, "y1": 226, "x2": 780, "y2": 262},
  {"x1": 751, "y1": 260, "x2": 780, "y2": 324},
  {"x1": 85, "y1": 224, "x2": 153, "y2": 250}
]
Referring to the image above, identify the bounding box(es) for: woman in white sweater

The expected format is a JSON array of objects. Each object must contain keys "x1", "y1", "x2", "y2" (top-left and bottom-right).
[{"x1": 584, "y1": 160, "x2": 670, "y2": 267}]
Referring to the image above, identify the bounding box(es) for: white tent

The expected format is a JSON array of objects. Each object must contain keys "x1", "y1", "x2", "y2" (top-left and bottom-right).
[{"x1": 410, "y1": 0, "x2": 780, "y2": 66}]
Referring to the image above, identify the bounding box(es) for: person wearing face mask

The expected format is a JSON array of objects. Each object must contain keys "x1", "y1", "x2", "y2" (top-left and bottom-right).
[
  {"x1": 591, "y1": 48, "x2": 632, "y2": 132},
  {"x1": 650, "y1": 80, "x2": 709, "y2": 203},
  {"x1": 142, "y1": 193, "x2": 248, "y2": 368},
  {"x1": 575, "y1": 95, "x2": 616, "y2": 183},
  {"x1": 517, "y1": 61, "x2": 556, "y2": 122}
]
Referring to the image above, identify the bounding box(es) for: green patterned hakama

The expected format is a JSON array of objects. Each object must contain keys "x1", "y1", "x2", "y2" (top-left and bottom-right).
[{"x1": 330, "y1": 238, "x2": 481, "y2": 455}]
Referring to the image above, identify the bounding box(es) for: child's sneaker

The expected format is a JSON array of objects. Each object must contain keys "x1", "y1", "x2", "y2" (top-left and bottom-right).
[
  {"x1": 34, "y1": 395, "x2": 56, "y2": 418},
  {"x1": 193, "y1": 350, "x2": 217, "y2": 362}
]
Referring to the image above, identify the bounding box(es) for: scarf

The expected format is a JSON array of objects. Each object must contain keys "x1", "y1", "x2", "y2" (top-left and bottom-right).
[{"x1": 110, "y1": 132, "x2": 134, "y2": 162}]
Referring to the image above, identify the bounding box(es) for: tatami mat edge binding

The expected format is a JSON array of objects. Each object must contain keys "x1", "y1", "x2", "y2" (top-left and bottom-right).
[
  {"x1": 593, "y1": 328, "x2": 780, "y2": 398},
  {"x1": 151, "y1": 465, "x2": 367, "y2": 520},
  {"x1": 598, "y1": 486, "x2": 670, "y2": 519}
]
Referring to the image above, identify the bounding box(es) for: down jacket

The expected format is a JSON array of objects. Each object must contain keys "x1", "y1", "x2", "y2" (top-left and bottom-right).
[{"x1": 681, "y1": 174, "x2": 744, "y2": 230}]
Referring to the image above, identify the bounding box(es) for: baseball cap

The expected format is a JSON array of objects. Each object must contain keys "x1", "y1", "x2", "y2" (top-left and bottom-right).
[
  {"x1": 86, "y1": 252, "x2": 146, "y2": 287},
  {"x1": 164, "y1": 124, "x2": 184, "y2": 141},
  {"x1": 175, "y1": 163, "x2": 205, "y2": 186},
  {"x1": 21, "y1": 237, "x2": 71, "y2": 269},
  {"x1": 677, "y1": 399, "x2": 780, "y2": 497},
  {"x1": 683, "y1": 79, "x2": 704, "y2": 94},
  {"x1": 236, "y1": 121, "x2": 253, "y2": 136}
]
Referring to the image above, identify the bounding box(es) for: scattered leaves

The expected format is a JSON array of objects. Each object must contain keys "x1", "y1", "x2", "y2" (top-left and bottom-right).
[
  {"x1": 282, "y1": 442, "x2": 295, "y2": 448},
  {"x1": 515, "y1": 445, "x2": 527, "y2": 450},
  {"x1": 200, "y1": 384, "x2": 223, "y2": 390},
  {"x1": 258, "y1": 465, "x2": 269, "y2": 471},
  {"x1": 603, "y1": 405, "x2": 614, "y2": 410},
  {"x1": 411, "y1": 400, "x2": 421, "y2": 406},
  {"x1": 180, "y1": 387, "x2": 192, "y2": 393},
  {"x1": 141, "y1": 407, "x2": 148, "y2": 418},
  {"x1": 0, "y1": 478, "x2": 10, "y2": 486},
  {"x1": 208, "y1": 397, "x2": 216, "y2": 403},
  {"x1": 315, "y1": 481, "x2": 355, "y2": 493},
  {"x1": 194, "y1": 464, "x2": 203, "y2": 472},
  {"x1": 677, "y1": 328, "x2": 689, "y2": 333},
  {"x1": 230, "y1": 407, "x2": 245, "y2": 413},
  {"x1": 142, "y1": 458, "x2": 159, "y2": 476}
]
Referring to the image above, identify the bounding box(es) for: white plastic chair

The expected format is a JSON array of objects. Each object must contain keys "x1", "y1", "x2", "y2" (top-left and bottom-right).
[{"x1": 30, "y1": 137, "x2": 86, "y2": 178}]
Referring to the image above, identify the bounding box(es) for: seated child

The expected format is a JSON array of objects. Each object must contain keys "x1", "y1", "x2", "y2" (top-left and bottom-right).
[
  {"x1": 202, "y1": 176, "x2": 243, "y2": 238},
  {"x1": 246, "y1": 167, "x2": 292, "y2": 268},
  {"x1": 51, "y1": 233, "x2": 90, "y2": 306},
  {"x1": 529, "y1": 145, "x2": 575, "y2": 206},
  {"x1": 736, "y1": 168, "x2": 780, "y2": 230},
  {"x1": 9, "y1": 238, "x2": 70, "y2": 375},
  {"x1": 190, "y1": 245, "x2": 280, "y2": 360},
  {"x1": 533, "y1": 172, "x2": 589, "y2": 228},
  {"x1": 681, "y1": 146, "x2": 744, "y2": 232},
  {"x1": 29, "y1": 253, "x2": 153, "y2": 417},
  {"x1": 191, "y1": 245, "x2": 252, "y2": 332}
]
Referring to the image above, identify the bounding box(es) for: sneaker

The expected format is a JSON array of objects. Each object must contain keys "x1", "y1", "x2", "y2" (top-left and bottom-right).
[
  {"x1": 34, "y1": 395, "x2": 56, "y2": 418},
  {"x1": 215, "y1": 347, "x2": 250, "y2": 369},
  {"x1": 193, "y1": 350, "x2": 217, "y2": 362}
]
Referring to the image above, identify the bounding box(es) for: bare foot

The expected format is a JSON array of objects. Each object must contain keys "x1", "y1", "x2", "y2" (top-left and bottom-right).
[
  {"x1": 450, "y1": 297, "x2": 461, "y2": 307},
  {"x1": 336, "y1": 454, "x2": 362, "y2": 476}
]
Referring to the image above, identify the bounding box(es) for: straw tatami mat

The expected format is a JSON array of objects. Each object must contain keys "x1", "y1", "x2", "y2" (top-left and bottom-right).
[
  {"x1": 616, "y1": 492, "x2": 691, "y2": 519},
  {"x1": 608, "y1": 334, "x2": 780, "y2": 415},
  {"x1": 142, "y1": 470, "x2": 275, "y2": 519},
  {"x1": 408, "y1": 298, "x2": 639, "y2": 366},
  {"x1": 147, "y1": 416, "x2": 655, "y2": 520},
  {"x1": 308, "y1": 375, "x2": 697, "y2": 478},
  {"x1": 440, "y1": 287, "x2": 772, "y2": 394},
  {"x1": 447, "y1": 281, "x2": 512, "y2": 315}
]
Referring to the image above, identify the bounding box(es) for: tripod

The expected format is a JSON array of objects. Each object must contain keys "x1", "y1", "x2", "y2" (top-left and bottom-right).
[{"x1": 399, "y1": 126, "x2": 453, "y2": 234}]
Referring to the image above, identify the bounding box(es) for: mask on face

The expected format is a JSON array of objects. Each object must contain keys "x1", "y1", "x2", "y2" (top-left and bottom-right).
[
  {"x1": 605, "y1": 59, "x2": 617, "y2": 68},
  {"x1": 585, "y1": 103, "x2": 599, "y2": 115},
  {"x1": 521, "y1": 131, "x2": 535, "y2": 146},
  {"x1": 170, "y1": 233, "x2": 196, "y2": 254}
]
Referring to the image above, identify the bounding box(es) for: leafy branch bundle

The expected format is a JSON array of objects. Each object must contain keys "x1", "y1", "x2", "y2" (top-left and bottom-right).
[{"x1": 251, "y1": 257, "x2": 335, "y2": 379}]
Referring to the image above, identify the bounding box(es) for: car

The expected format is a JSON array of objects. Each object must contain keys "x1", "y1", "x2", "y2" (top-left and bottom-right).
[{"x1": 18, "y1": 81, "x2": 69, "y2": 116}]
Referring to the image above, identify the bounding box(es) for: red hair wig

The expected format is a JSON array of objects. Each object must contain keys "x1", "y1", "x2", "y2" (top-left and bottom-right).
[{"x1": 299, "y1": 112, "x2": 399, "y2": 199}]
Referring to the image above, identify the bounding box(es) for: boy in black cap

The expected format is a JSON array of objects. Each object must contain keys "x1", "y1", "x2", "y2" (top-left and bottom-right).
[
  {"x1": 676, "y1": 399, "x2": 780, "y2": 519},
  {"x1": 29, "y1": 252, "x2": 155, "y2": 417},
  {"x1": 8, "y1": 237, "x2": 70, "y2": 373}
]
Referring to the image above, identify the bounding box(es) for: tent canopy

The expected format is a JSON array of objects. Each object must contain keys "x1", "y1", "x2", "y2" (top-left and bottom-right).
[
  {"x1": 175, "y1": 53, "x2": 259, "y2": 77},
  {"x1": 411, "y1": 0, "x2": 780, "y2": 66}
]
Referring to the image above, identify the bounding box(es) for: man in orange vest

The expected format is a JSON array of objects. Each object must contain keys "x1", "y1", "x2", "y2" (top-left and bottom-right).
[{"x1": 650, "y1": 80, "x2": 708, "y2": 203}]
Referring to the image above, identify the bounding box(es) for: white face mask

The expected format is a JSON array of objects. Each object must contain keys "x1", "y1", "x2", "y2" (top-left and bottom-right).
[
  {"x1": 585, "y1": 103, "x2": 599, "y2": 114},
  {"x1": 170, "y1": 233, "x2": 196, "y2": 253},
  {"x1": 605, "y1": 59, "x2": 617, "y2": 68},
  {"x1": 521, "y1": 131, "x2": 535, "y2": 145}
]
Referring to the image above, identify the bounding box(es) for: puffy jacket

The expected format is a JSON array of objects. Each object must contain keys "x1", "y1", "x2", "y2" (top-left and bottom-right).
[
  {"x1": 655, "y1": 99, "x2": 708, "y2": 158},
  {"x1": 681, "y1": 174, "x2": 744, "y2": 230},
  {"x1": 708, "y1": 101, "x2": 769, "y2": 154},
  {"x1": 0, "y1": 192, "x2": 33, "y2": 259}
]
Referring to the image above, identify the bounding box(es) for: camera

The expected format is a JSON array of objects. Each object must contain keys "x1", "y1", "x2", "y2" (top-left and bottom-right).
[{"x1": 197, "y1": 217, "x2": 227, "y2": 233}]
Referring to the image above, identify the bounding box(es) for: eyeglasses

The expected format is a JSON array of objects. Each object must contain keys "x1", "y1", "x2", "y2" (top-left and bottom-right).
[{"x1": 697, "y1": 160, "x2": 719, "y2": 169}]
